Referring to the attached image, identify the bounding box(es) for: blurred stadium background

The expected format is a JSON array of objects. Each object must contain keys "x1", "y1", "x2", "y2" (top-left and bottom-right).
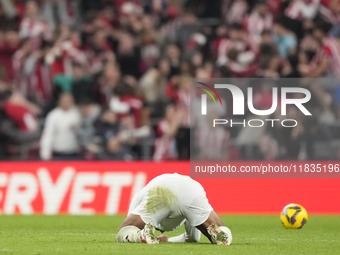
[{"x1": 0, "y1": 0, "x2": 340, "y2": 217}]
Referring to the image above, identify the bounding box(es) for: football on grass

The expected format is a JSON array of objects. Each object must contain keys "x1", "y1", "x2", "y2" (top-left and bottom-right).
[{"x1": 280, "y1": 203, "x2": 308, "y2": 229}]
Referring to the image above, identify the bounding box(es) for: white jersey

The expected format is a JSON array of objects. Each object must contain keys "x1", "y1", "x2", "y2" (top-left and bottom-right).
[{"x1": 128, "y1": 173, "x2": 213, "y2": 232}]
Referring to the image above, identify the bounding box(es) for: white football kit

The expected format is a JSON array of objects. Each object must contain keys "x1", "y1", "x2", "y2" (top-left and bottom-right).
[{"x1": 128, "y1": 173, "x2": 213, "y2": 242}]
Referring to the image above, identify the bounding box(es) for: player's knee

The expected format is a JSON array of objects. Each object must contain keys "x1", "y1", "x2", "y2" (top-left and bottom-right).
[{"x1": 191, "y1": 233, "x2": 201, "y2": 243}]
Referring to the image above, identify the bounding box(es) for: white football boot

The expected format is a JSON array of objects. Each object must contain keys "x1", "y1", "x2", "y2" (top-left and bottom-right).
[{"x1": 207, "y1": 223, "x2": 229, "y2": 245}]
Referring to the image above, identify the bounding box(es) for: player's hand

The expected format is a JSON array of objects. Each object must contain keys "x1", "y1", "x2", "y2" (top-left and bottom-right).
[{"x1": 157, "y1": 234, "x2": 168, "y2": 242}]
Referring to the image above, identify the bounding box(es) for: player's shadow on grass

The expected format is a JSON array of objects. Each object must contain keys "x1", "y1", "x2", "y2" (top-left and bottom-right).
[{"x1": 161, "y1": 242, "x2": 248, "y2": 246}]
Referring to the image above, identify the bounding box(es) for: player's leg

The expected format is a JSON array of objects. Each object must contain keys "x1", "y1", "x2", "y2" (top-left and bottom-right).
[
  {"x1": 118, "y1": 213, "x2": 145, "y2": 232},
  {"x1": 167, "y1": 220, "x2": 201, "y2": 243},
  {"x1": 117, "y1": 185, "x2": 176, "y2": 244},
  {"x1": 116, "y1": 214, "x2": 159, "y2": 244},
  {"x1": 196, "y1": 211, "x2": 232, "y2": 245},
  {"x1": 181, "y1": 181, "x2": 232, "y2": 245},
  {"x1": 184, "y1": 220, "x2": 201, "y2": 242}
]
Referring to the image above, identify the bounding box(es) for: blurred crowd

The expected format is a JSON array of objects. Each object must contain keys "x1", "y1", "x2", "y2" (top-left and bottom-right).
[{"x1": 0, "y1": 0, "x2": 340, "y2": 161}]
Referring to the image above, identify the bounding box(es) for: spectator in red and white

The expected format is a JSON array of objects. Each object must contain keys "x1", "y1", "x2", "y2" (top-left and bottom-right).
[
  {"x1": 307, "y1": 21, "x2": 340, "y2": 77},
  {"x1": 83, "y1": 28, "x2": 113, "y2": 75},
  {"x1": 0, "y1": 83, "x2": 40, "y2": 157},
  {"x1": 110, "y1": 79, "x2": 143, "y2": 127},
  {"x1": 243, "y1": 0, "x2": 273, "y2": 44},
  {"x1": 0, "y1": 85, "x2": 39, "y2": 133},
  {"x1": 217, "y1": 23, "x2": 258, "y2": 77},
  {"x1": 45, "y1": 24, "x2": 87, "y2": 77},
  {"x1": 109, "y1": 78, "x2": 151, "y2": 150},
  {"x1": 12, "y1": 39, "x2": 33, "y2": 98},
  {"x1": 119, "y1": 0, "x2": 143, "y2": 23},
  {"x1": 0, "y1": 25, "x2": 20, "y2": 82},
  {"x1": 40, "y1": 93, "x2": 81, "y2": 160},
  {"x1": 267, "y1": 0, "x2": 283, "y2": 17},
  {"x1": 12, "y1": 39, "x2": 54, "y2": 106},
  {"x1": 285, "y1": 0, "x2": 320, "y2": 21},
  {"x1": 0, "y1": 85, "x2": 40, "y2": 157},
  {"x1": 224, "y1": 0, "x2": 248, "y2": 25},
  {"x1": 185, "y1": 32, "x2": 207, "y2": 52},
  {"x1": 319, "y1": 0, "x2": 340, "y2": 25},
  {"x1": 153, "y1": 103, "x2": 183, "y2": 161},
  {"x1": 297, "y1": 21, "x2": 339, "y2": 124},
  {"x1": 160, "y1": 7, "x2": 181, "y2": 42},
  {"x1": 19, "y1": 0, "x2": 52, "y2": 49},
  {"x1": 165, "y1": 75, "x2": 191, "y2": 160},
  {"x1": 196, "y1": 110, "x2": 230, "y2": 161}
]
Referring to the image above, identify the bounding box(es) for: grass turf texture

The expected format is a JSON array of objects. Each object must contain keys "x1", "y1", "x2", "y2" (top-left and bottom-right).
[{"x1": 0, "y1": 215, "x2": 339, "y2": 255}]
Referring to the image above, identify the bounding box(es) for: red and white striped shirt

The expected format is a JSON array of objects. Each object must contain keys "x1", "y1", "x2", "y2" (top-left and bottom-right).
[
  {"x1": 243, "y1": 12, "x2": 273, "y2": 43},
  {"x1": 19, "y1": 17, "x2": 52, "y2": 49},
  {"x1": 285, "y1": 0, "x2": 319, "y2": 20},
  {"x1": 217, "y1": 38, "x2": 257, "y2": 65},
  {"x1": 165, "y1": 81, "x2": 191, "y2": 128},
  {"x1": 319, "y1": 3, "x2": 340, "y2": 25},
  {"x1": 224, "y1": 0, "x2": 248, "y2": 24},
  {"x1": 311, "y1": 36, "x2": 340, "y2": 75},
  {"x1": 12, "y1": 51, "x2": 53, "y2": 104},
  {"x1": 153, "y1": 119, "x2": 176, "y2": 161},
  {"x1": 12, "y1": 49, "x2": 29, "y2": 97},
  {"x1": 216, "y1": 38, "x2": 258, "y2": 77},
  {"x1": 196, "y1": 126, "x2": 230, "y2": 160},
  {"x1": 177, "y1": 90, "x2": 190, "y2": 128},
  {"x1": 45, "y1": 41, "x2": 87, "y2": 77}
]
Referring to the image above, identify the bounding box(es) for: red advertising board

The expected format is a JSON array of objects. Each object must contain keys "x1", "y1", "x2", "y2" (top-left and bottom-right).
[{"x1": 0, "y1": 161, "x2": 339, "y2": 214}]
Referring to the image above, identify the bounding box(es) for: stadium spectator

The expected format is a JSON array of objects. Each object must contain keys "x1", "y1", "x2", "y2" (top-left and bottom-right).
[
  {"x1": 0, "y1": 84, "x2": 40, "y2": 159},
  {"x1": 273, "y1": 17, "x2": 297, "y2": 58},
  {"x1": 243, "y1": 0, "x2": 273, "y2": 44},
  {"x1": 53, "y1": 62, "x2": 93, "y2": 104},
  {"x1": 0, "y1": 0, "x2": 339, "y2": 161},
  {"x1": 153, "y1": 103, "x2": 183, "y2": 161},
  {"x1": 78, "y1": 98, "x2": 102, "y2": 160},
  {"x1": 40, "y1": 93, "x2": 81, "y2": 160}
]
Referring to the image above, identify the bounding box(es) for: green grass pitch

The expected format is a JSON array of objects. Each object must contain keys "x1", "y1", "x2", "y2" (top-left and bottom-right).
[{"x1": 0, "y1": 215, "x2": 339, "y2": 255}]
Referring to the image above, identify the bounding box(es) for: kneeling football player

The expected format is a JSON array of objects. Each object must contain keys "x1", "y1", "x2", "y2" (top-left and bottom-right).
[{"x1": 116, "y1": 173, "x2": 232, "y2": 245}]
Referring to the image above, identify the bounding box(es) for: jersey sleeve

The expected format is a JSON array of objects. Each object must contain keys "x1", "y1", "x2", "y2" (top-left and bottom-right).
[{"x1": 322, "y1": 45, "x2": 332, "y2": 56}]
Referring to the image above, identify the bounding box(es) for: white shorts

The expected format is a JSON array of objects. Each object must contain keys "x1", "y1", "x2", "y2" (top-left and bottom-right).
[{"x1": 129, "y1": 173, "x2": 213, "y2": 231}]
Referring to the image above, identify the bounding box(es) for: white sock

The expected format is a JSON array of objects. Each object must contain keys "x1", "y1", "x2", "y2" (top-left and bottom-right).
[{"x1": 116, "y1": 226, "x2": 142, "y2": 243}]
